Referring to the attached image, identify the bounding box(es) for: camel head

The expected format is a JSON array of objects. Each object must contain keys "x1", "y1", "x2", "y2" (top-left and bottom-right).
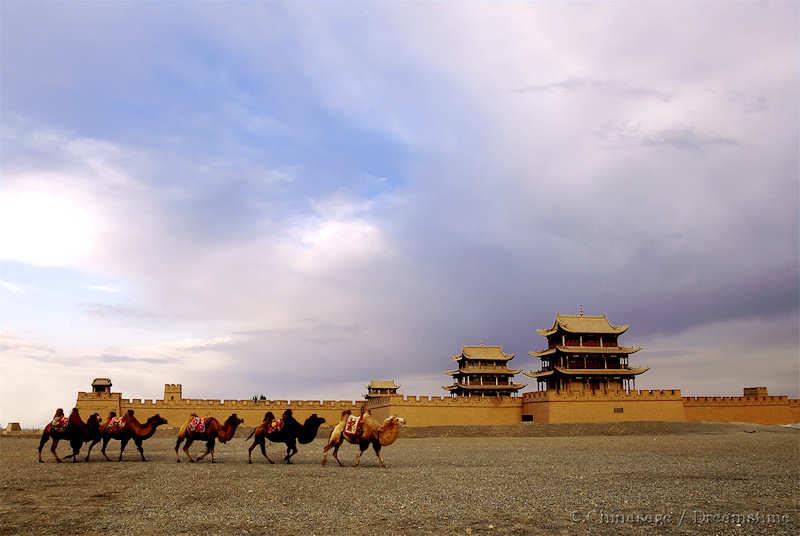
[
  {"x1": 225, "y1": 413, "x2": 245, "y2": 428},
  {"x1": 305, "y1": 413, "x2": 326, "y2": 427},
  {"x1": 147, "y1": 414, "x2": 168, "y2": 427},
  {"x1": 386, "y1": 415, "x2": 406, "y2": 427}
]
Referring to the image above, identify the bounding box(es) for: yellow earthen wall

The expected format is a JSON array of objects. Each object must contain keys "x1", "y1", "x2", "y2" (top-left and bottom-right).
[
  {"x1": 76, "y1": 384, "x2": 800, "y2": 428},
  {"x1": 522, "y1": 390, "x2": 686, "y2": 424},
  {"x1": 77, "y1": 391, "x2": 364, "y2": 429},
  {"x1": 682, "y1": 396, "x2": 796, "y2": 425},
  {"x1": 366, "y1": 395, "x2": 523, "y2": 425}
]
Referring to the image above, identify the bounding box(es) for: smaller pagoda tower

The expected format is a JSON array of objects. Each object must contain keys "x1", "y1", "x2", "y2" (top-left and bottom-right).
[
  {"x1": 365, "y1": 380, "x2": 400, "y2": 399},
  {"x1": 444, "y1": 346, "x2": 525, "y2": 397}
]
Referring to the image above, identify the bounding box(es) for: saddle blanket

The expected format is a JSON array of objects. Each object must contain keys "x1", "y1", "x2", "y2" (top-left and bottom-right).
[
  {"x1": 267, "y1": 419, "x2": 283, "y2": 434},
  {"x1": 107, "y1": 417, "x2": 125, "y2": 432},
  {"x1": 343, "y1": 415, "x2": 362, "y2": 438},
  {"x1": 188, "y1": 416, "x2": 207, "y2": 433},
  {"x1": 51, "y1": 416, "x2": 69, "y2": 432}
]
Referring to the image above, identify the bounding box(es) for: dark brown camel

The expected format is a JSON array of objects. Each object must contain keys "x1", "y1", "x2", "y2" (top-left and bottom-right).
[
  {"x1": 37, "y1": 408, "x2": 99, "y2": 463},
  {"x1": 98, "y1": 410, "x2": 168, "y2": 461},
  {"x1": 245, "y1": 410, "x2": 326, "y2": 464},
  {"x1": 175, "y1": 413, "x2": 243, "y2": 463},
  {"x1": 321, "y1": 409, "x2": 405, "y2": 467}
]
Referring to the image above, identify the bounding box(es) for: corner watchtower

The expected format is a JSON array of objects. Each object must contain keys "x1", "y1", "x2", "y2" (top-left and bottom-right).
[
  {"x1": 91, "y1": 378, "x2": 112, "y2": 394},
  {"x1": 164, "y1": 384, "x2": 183, "y2": 401}
]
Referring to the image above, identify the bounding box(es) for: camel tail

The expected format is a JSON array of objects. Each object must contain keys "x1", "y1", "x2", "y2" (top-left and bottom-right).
[{"x1": 245, "y1": 428, "x2": 255, "y2": 441}]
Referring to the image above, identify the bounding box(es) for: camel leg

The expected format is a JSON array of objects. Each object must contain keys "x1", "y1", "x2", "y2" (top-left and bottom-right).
[
  {"x1": 354, "y1": 441, "x2": 369, "y2": 467},
  {"x1": 101, "y1": 437, "x2": 112, "y2": 461},
  {"x1": 332, "y1": 442, "x2": 344, "y2": 467},
  {"x1": 119, "y1": 437, "x2": 130, "y2": 462},
  {"x1": 372, "y1": 440, "x2": 385, "y2": 467},
  {"x1": 85, "y1": 439, "x2": 99, "y2": 462},
  {"x1": 260, "y1": 440, "x2": 273, "y2": 464},
  {"x1": 248, "y1": 441, "x2": 255, "y2": 463},
  {"x1": 197, "y1": 437, "x2": 214, "y2": 462},
  {"x1": 51, "y1": 438, "x2": 63, "y2": 463},
  {"x1": 37, "y1": 432, "x2": 50, "y2": 463},
  {"x1": 174, "y1": 436, "x2": 184, "y2": 463},
  {"x1": 135, "y1": 438, "x2": 146, "y2": 461},
  {"x1": 321, "y1": 429, "x2": 335, "y2": 466},
  {"x1": 183, "y1": 438, "x2": 196, "y2": 463},
  {"x1": 70, "y1": 440, "x2": 81, "y2": 463},
  {"x1": 284, "y1": 439, "x2": 297, "y2": 464}
]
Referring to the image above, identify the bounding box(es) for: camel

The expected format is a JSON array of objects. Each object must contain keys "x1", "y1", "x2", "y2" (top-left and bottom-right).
[
  {"x1": 321, "y1": 409, "x2": 405, "y2": 467},
  {"x1": 37, "y1": 408, "x2": 100, "y2": 463},
  {"x1": 98, "y1": 410, "x2": 168, "y2": 461},
  {"x1": 245, "y1": 410, "x2": 326, "y2": 464},
  {"x1": 175, "y1": 413, "x2": 243, "y2": 463}
]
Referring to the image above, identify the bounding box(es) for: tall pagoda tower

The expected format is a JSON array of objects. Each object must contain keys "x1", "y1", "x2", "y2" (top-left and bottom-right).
[
  {"x1": 524, "y1": 313, "x2": 648, "y2": 394},
  {"x1": 444, "y1": 346, "x2": 526, "y2": 397}
]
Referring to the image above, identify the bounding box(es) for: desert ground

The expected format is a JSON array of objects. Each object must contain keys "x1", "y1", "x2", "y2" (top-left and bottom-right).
[{"x1": 0, "y1": 422, "x2": 797, "y2": 535}]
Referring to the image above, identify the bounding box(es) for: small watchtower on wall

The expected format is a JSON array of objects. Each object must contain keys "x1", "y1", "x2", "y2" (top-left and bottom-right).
[
  {"x1": 365, "y1": 380, "x2": 400, "y2": 399},
  {"x1": 164, "y1": 384, "x2": 183, "y2": 401},
  {"x1": 91, "y1": 378, "x2": 112, "y2": 394}
]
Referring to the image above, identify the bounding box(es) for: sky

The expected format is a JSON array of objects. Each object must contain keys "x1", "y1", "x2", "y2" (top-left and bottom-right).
[{"x1": 1, "y1": 1, "x2": 798, "y2": 427}]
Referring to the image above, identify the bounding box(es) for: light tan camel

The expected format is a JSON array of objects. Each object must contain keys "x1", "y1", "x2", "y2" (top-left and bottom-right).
[{"x1": 321, "y1": 409, "x2": 405, "y2": 467}]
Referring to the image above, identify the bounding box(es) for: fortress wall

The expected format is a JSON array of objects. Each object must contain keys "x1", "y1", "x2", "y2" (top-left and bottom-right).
[
  {"x1": 120, "y1": 398, "x2": 363, "y2": 429},
  {"x1": 521, "y1": 389, "x2": 686, "y2": 424},
  {"x1": 789, "y1": 400, "x2": 800, "y2": 423},
  {"x1": 76, "y1": 392, "x2": 122, "y2": 418},
  {"x1": 682, "y1": 395, "x2": 796, "y2": 425},
  {"x1": 366, "y1": 395, "x2": 523, "y2": 426},
  {"x1": 76, "y1": 391, "x2": 363, "y2": 429},
  {"x1": 77, "y1": 385, "x2": 800, "y2": 429}
]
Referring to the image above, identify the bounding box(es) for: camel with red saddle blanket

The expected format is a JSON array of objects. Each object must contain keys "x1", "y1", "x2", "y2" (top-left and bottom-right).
[
  {"x1": 37, "y1": 408, "x2": 101, "y2": 463},
  {"x1": 175, "y1": 413, "x2": 244, "y2": 463},
  {"x1": 96, "y1": 410, "x2": 168, "y2": 462},
  {"x1": 244, "y1": 409, "x2": 326, "y2": 464},
  {"x1": 321, "y1": 408, "x2": 405, "y2": 467}
]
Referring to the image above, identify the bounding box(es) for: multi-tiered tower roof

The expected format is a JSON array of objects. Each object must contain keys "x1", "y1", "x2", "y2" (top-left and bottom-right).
[
  {"x1": 524, "y1": 313, "x2": 647, "y2": 393},
  {"x1": 365, "y1": 380, "x2": 400, "y2": 399},
  {"x1": 444, "y1": 346, "x2": 525, "y2": 397}
]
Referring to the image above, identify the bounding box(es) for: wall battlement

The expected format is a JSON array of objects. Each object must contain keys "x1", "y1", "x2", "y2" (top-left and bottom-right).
[
  {"x1": 523, "y1": 389, "x2": 683, "y2": 402},
  {"x1": 683, "y1": 395, "x2": 789, "y2": 404},
  {"x1": 367, "y1": 395, "x2": 522, "y2": 407}
]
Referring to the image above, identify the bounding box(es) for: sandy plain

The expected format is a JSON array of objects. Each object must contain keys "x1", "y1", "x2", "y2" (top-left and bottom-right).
[{"x1": 1, "y1": 422, "x2": 797, "y2": 535}]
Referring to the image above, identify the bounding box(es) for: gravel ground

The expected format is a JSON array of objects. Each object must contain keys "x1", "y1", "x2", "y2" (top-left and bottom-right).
[{"x1": 1, "y1": 424, "x2": 797, "y2": 535}]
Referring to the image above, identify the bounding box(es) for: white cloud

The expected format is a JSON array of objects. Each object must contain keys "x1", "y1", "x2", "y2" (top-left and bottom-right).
[
  {"x1": 0, "y1": 279, "x2": 22, "y2": 293},
  {"x1": 87, "y1": 285, "x2": 118, "y2": 293},
  {"x1": 0, "y1": 175, "x2": 106, "y2": 268}
]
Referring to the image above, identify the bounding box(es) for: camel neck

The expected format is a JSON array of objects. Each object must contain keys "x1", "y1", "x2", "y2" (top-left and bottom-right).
[
  {"x1": 219, "y1": 422, "x2": 238, "y2": 441},
  {"x1": 379, "y1": 421, "x2": 401, "y2": 446}
]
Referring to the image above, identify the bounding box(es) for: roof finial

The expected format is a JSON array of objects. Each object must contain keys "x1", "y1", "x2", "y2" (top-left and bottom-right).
[{"x1": 578, "y1": 304, "x2": 584, "y2": 317}]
